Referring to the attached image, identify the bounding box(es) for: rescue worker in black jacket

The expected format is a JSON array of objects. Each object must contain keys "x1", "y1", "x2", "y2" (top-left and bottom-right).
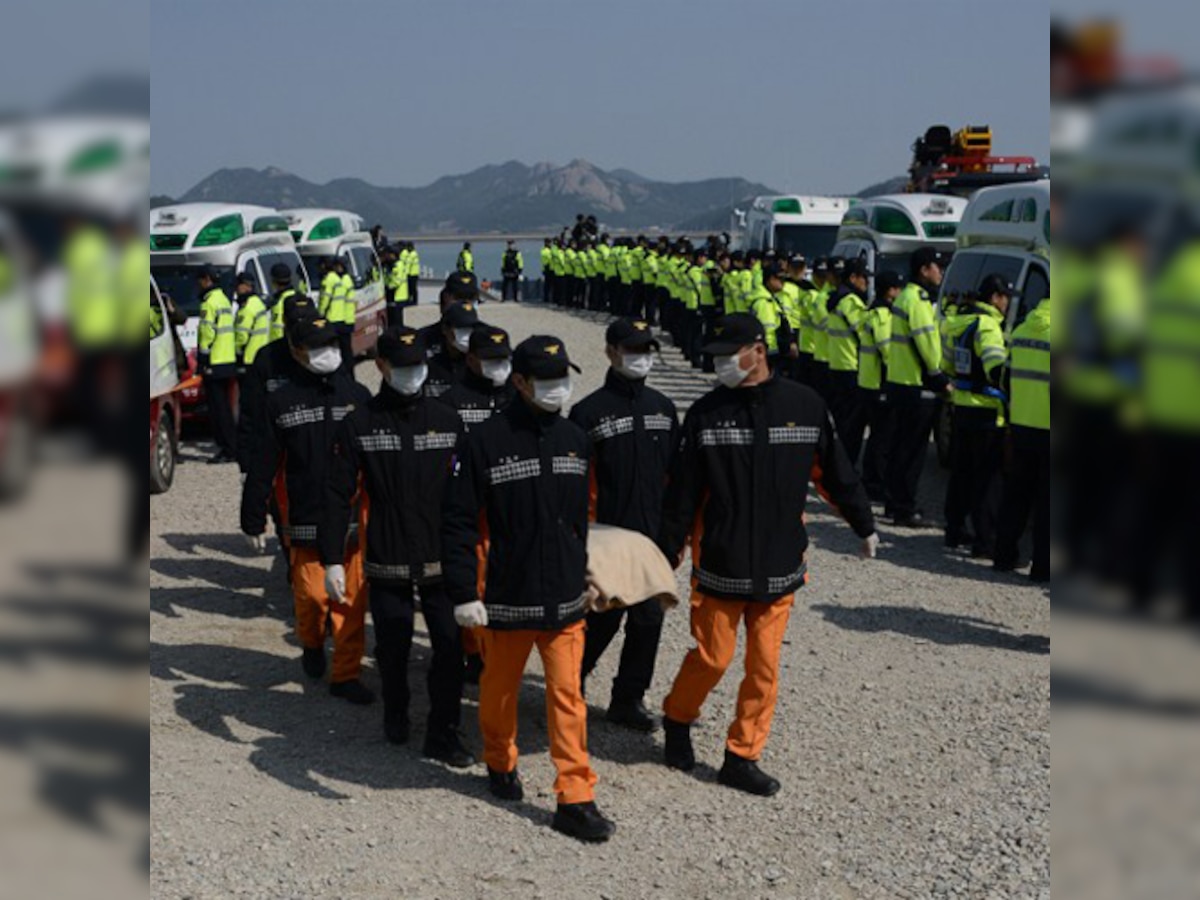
[
  {"x1": 658, "y1": 313, "x2": 879, "y2": 796},
  {"x1": 568, "y1": 318, "x2": 679, "y2": 731},
  {"x1": 240, "y1": 316, "x2": 375, "y2": 705},
  {"x1": 420, "y1": 280, "x2": 481, "y2": 398},
  {"x1": 438, "y1": 325, "x2": 516, "y2": 433},
  {"x1": 321, "y1": 326, "x2": 474, "y2": 764},
  {"x1": 442, "y1": 335, "x2": 616, "y2": 843}
]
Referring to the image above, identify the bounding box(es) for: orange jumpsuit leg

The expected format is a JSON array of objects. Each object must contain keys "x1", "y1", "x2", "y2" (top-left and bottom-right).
[
  {"x1": 662, "y1": 590, "x2": 743, "y2": 725},
  {"x1": 289, "y1": 547, "x2": 329, "y2": 652},
  {"x1": 478, "y1": 628, "x2": 538, "y2": 775},
  {"x1": 535, "y1": 620, "x2": 597, "y2": 804},
  {"x1": 726, "y1": 593, "x2": 794, "y2": 760},
  {"x1": 328, "y1": 546, "x2": 367, "y2": 684}
]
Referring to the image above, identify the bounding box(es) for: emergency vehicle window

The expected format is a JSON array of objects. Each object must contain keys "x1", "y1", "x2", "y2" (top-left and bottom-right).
[
  {"x1": 1017, "y1": 265, "x2": 1049, "y2": 327},
  {"x1": 256, "y1": 252, "x2": 300, "y2": 289},
  {"x1": 150, "y1": 291, "x2": 165, "y2": 340},
  {"x1": 350, "y1": 246, "x2": 375, "y2": 285},
  {"x1": 940, "y1": 253, "x2": 987, "y2": 309}
]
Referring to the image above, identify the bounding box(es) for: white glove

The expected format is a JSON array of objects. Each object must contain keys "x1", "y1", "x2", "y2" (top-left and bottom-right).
[
  {"x1": 239, "y1": 472, "x2": 248, "y2": 486},
  {"x1": 244, "y1": 532, "x2": 266, "y2": 554},
  {"x1": 454, "y1": 601, "x2": 488, "y2": 628},
  {"x1": 861, "y1": 533, "x2": 880, "y2": 560},
  {"x1": 325, "y1": 564, "x2": 347, "y2": 605}
]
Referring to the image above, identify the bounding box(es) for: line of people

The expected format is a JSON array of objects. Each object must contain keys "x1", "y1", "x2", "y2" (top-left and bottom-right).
[
  {"x1": 231, "y1": 268, "x2": 882, "y2": 843},
  {"x1": 539, "y1": 234, "x2": 1050, "y2": 580}
]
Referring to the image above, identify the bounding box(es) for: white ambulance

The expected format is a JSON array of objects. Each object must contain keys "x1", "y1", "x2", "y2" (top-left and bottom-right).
[{"x1": 734, "y1": 195, "x2": 849, "y2": 260}]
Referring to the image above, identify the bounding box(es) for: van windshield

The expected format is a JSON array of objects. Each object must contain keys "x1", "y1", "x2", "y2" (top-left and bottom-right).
[
  {"x1": 772, "y1": 225, "x2": 839, "y2": 260},
  {"x1": 940, "y1": 251, "x2": 1023, "y2": 310},
  {"x1": 150, "y1": 264, "x2": 234, "y2": 317}
]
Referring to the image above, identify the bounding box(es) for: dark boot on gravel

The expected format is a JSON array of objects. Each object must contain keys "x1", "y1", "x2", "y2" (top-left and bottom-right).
[
  {"x1": 718, "y1": 750, "x2": 781, "y2": 797},
  {"x1": 663, "y1": 716, "x2": 695, "y2": 771},
  {"x1": 487, "y1": 767, "x2": 524, "y2": 801},
  {"x1": 329, "y1": 679, "x2": 375, "y2": 705},
  {"x1": 423, "y1": 728, "x2": 476, "y2": 768},
  {"x1": 383, "y1": 709, "x2": 409, "y2": 745},
  {"x1": 552, "y1": 801, "x2": 616, "y2": 843},
  {"x1": 301, "y1": 646, "x2": 326, "y2": 680},
  {"x1": 606, "y1": 697, "x2": 657, "y2": 732}
]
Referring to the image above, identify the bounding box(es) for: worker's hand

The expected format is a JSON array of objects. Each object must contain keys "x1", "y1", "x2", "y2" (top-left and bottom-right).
[
  {"x1": 860, "y1": 533, "x2": 880, "y2": 560},
  {"x1": 325, "y1": 564, "x2": 347, "y2": 605},
  {"x1": 239, "y1": 471, "x2": 247, "y2": 486},
  {"x1": 244, "y1": 532, "x2": 267, "y2": 554},
  {"x1": 454, "y1": 601, "x2": 488, "y2": 628}
]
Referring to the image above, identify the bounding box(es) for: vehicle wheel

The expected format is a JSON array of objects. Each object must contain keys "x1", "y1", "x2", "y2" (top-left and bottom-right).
[
  {"x1": 935, "y1": 401, "x2": 953, "y2": 469},
  {"x1": 0, "y1": 410, "x2": 34, "y2": 501},
  {"x1": 150, "y1": 409, "x2": 177, "y2": 494}
]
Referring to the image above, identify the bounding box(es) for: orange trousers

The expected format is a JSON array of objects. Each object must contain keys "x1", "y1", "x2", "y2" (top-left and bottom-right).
[
  {"x1": 663, "y1": 591, "x2": 795, "y2": 761},
  {"x1": 290, "y1": 546, "x2": 367, "y2": 684},
  {"x1": 478, "y1": 620, "x2": 598, "y2": 804}
]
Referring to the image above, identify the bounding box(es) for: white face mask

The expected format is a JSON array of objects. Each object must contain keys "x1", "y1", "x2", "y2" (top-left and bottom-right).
[
  {"x1": 387, "y1": 362, "x2": 428, "y2": 396},
  {"x1": 714, "y1": 352, "x2": 750, "y2": 388},
  {"x1": 480, "y1": 358, "x2": 512, "y2": 387},
  {"x1": 305, "y1": 345, "x2": 342, "y2": 375},
  {"x1": 531, "y1": 376, "x2": 572, "y2": 412},
  {"x1": 616, "y1": 351, "x2": 654, "y2": 380},
  {"x1": 452, "y1": 328, "x2": 473, "y2": 353}
]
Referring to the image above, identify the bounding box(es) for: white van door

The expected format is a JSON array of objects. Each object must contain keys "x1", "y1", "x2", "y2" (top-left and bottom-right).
[{"x1": 150, "y1": 281, "x2": 179, "y2": 399}]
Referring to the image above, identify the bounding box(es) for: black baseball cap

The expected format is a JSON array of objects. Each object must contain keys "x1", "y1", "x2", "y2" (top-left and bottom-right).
[
  {"x1": 288, "y1": 316, "x2": 339, "y2": 349},
  {"x1": 469, "y1": 325, "x2": 512, "y2": 360},
  {"x1": 605, "y1": 318, "x2": 660, "y2": 351},
  {"x1": 843, "y1": 257, "x2": 873, "y2": 278},
  {"x1": 876, "y1": 271, "x2": 905, "y2": 293},
  {"x1": 911, "y1": 246, "x2": 947, "y2": 273},
  {"x1": 762, "y1": 264, "x2": 785, "y2": 282},
  {"x1": 235, "y1": 272, "x2": 255, "y2": 287},
  {"x1": 443, "y1": 301, "x2": 480, "y2": 328},
  {"x1": 702, "y1": 313, "x2": 766, "y2": 355},
  {"x1": 377, "y1": 326, "x2": 425, "y2": 366},
  {"x1": 444, "y1": 271, "x2": 479, "y2": 300},
  {"x1": 512, "y1": 335, "x2": 581, "y2": 378},
  {"x1": 978, "y1": 273, "x2": 1016, "y2": 298},
  {"x1": 813, "y1": 257, "x2": 830, "y2": 274},
  {"x1": 270, "y1": 262, "x2": 293, "y2": 282},
  {"x1": 282, "y1": 295, "x2": 317, "y2": 328},
  {"x1": 196, "y1": 266, "x2": 218, "y2": 282}
]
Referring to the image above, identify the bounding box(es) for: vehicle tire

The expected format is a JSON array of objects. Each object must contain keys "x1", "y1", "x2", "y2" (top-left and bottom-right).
[
  {"x1": 935, "y1": 400, "x2": 953, "y2": 469},
  {"x1": 0, "y1": 409, "x2": 34, "y2": 501},
  {"x1": 150, "y1": 408, "x2": 177, "y2": 495}
]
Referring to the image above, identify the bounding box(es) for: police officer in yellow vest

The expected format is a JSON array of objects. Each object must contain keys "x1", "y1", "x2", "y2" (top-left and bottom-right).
[
  {"x1": 406, "y1": 242, "x2": 421, "y2": 306},
  {"x1": 234, "y1": 273, "x2": 270, "y2": 367},
  {"x1": 388, "y1": 248, "x2": 410, "y2": 327},
  {"x1": 943, "y1": 274, "x2": 1011, "y2": 558},
  {"x1": 268, "y1": 263, "x2": 302, "y2": 342},
  {"x1": 196, "y1": 267, "x2": 239, "y2": 464},
  {"x1": 318, "y1": 258, "x2": 339, "y2": 319},
  {"x1": 747, "y1": 265, "x2": 787, "y2": 369},
  {"x1": 457, "y1": 242, "x2": 474, "y2": 274},
  {"x1": 825, "y1": 258, "x2": 871, "y2": 464},
  {"x1": 994, "y1": 295, "x2": 1050, "y2": 583},
  {"x1": 328, "y1": 257, "x2": 355, "y2": 371},
  {"x1": 859, "y1": 271, "x2": 902, "y2": 502}
]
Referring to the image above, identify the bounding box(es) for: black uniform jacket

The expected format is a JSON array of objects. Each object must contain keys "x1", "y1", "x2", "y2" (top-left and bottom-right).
[
  {"x1": 241, "y1": 365, "x2": 371, "y2": 547},
  {"x1": 236, "y1": 339, "x2": 302, "y2": 474},
  {"x1": 568, "y1": 369, "x2": 679, "y2": 538},
  {"x1": 442, "y1": 399, "x2": 592, "y2": 630},
  {"x1": 438, "y1": 369, "x2": 516, "y2": 434},
  {"x1": 658, "y1": 376, "x2": 875, "y2": 602},
  {"x1": 320, "y1": 384, "x2": 464, "y2": 584},
  {"x1": 419, "y1": 323, "x2": 467, "y2": 398}
]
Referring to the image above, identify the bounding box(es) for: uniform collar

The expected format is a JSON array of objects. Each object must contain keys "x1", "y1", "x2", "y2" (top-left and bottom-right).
[
  {"x1": 509, "y1": 395, "x2": 560, "y2": 431},
  {"x1": 462, "y1": 368, "x2": 508, "y2": 395},
  {"x1": 605, "y1": 367, "x2": 645, "y2": 398},
  {"x1": 970, "y1": 301, "x2": 1005, "y2": 322},
  {"x1": 377, "y1": 382, "x2": 422, "y2": 410}
]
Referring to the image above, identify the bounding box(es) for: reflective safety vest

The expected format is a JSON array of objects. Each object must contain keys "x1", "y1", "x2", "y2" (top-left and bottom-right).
[
  {"x1": 335, "y1": 273, "x2": 356, "y2": 325},
  {"x1": 540, "y1": 246, "x2": 552, "y2": 274},
  {"x1": 947, "y1": 302, "x2": 1008, "y2": 424},
  {"x1": 887, "y1": 282, "x2": 942, "y2": 388},
  {"x1": 66, "y1": 225, "x2": 116, "y2": 347},
  {"x1": 1062, "y1": 246, "x2": 1141, "y2": 407},
  {"x1": 827, "y1": 289, "x2": 868, "y2": 373},
  {"x1": 457, "y1": 249, "x2": 474, "y2": 273},
  {"x1": 390, "y1": 260, "x2": 410, "y2": 303},
  {"x1": 1008, "y1": 297, "x2": 1050, "y2": 430},
  {"x1": 857, "y1": 306, "x2": 893, "y2": 391},
  {"x1": 408, "y1": 249, "x2": 421, "y2": 278},
  {"x1": 778, "y1": 281, "x2": 804, "y2": 332},
  {"x1": 799, "y1": 286, "x2": 821, "y2": 355},
  {"x1": 119, "y1": 238, "x2": 149, "y2": 346},
  {"x1": 502, "y1": 249, "x2": 524, "y2": 276},
  {"x1": 811, "y1": 285, "x2": 832, "y2": 364},
  {"x1": 198, "y1": 287, "x2": 236, "y2": 365},
  {"x1": 270, "y1": 288, "x2": 300, "y2": 342},
  {"x1": 747, "y1": 285, "x2": 783, "y2": 354},
  {"x1": 235, "y1": 292, "x2": 270, "y2": 365},
  {"x1": 319, "y1": 271, "x2": 340, "y2": 318},
  {"x1": 1144, "y1": 242, "x2": 1200, "y2": 433},
  {"x1": 642, "y1": 251, "x2": 659, "y2": 287}
]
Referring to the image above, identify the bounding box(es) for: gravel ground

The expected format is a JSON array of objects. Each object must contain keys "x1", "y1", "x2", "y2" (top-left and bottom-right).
[{"x1": 151, "y1": 300, "x2": 1050, "y2": 899}]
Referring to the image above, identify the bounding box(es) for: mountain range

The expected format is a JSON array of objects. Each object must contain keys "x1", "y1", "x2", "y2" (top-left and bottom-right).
[{"x1": 156, "y1": 159, "x2": 781, "y2": 234}]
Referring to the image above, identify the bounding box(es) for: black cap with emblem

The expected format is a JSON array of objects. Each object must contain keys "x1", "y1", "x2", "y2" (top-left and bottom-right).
[
  {"x1": 702, "y1": 313, "x2": 766, "y2": 355},
  {"x1": 512, "y1": 335, "x2": 581, "y2": 378},
  {"x1": 469, "y1": 325, "x2": 512, "y2": 360},
  {"x1": 605, "y1": 317, "x2": 660, "y2": 351},
  {"x1": 377, "y1": 326, "x2": 426, "y2": 366}
]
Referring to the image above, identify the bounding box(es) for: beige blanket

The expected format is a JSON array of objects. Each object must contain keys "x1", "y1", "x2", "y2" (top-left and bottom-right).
[{"x1": 585, "y1": 524, "x2": 680, "y2": 613}]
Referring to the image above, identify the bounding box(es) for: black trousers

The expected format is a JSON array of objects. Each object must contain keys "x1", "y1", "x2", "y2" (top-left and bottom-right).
[
  {"x1": 861, "y1": 389, "x2": 894, "y2": 501},
  {"x1": 201, "y1": 372, "x2": 237, "y2": 457},
  {"x1": 337, "y1": 324, "x2": 354, "y2": 374},
  {"x1": 994, "y1": 426, "x2": 1050, "y2": 579},
  {"x1": 386, "y1": 303, "x2": 406, "y2": 328},
  {"x1": 945, "y1": 412, "x2": 1004, "y2": 553},
  {"x1": 827, "y1": 370, "x2": 867, "y2": 467},
  {"x1": 581, "y1": 601, "x2": 665, "y2": 703},
  {"x1": 407, "y1": 276, "x2": 419, "y2": 304},
  {"x1": 544, "y1": 273, "x2": 556, "y2": 304},
  {"x1": 885, "y1": 393, "x2": 937, "y2": 519},
  {"x1": 501, "y1": 275, "x2": 519, "y2": 301},
  {"x1": 370, "y1": 582, "x2": 465, "y2": 735},
  {"x1": 809, "y1": 361, "x2": 829, "y2": 402},
  {"x1": 629, "y1": 283, "x2": 644, "y2": 320}
]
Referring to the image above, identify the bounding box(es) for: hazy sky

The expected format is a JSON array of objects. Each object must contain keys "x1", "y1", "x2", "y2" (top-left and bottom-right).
[{"x1": 152, "y1": 0, "x2": 1048, "y2": 198}]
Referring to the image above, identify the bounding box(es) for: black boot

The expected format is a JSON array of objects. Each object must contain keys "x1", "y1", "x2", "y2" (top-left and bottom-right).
[
  {"x1": 329, "y1": 679, "x2": 376, "y2": 705},
  {"x1": 552, "y1": 801, "x2": 616, "y2": 843},
  {"x1": 662, "y1": 716, "x2": 695, "y2": 771},
  {"x1": 718, "y1": 750, "x2": 781, "y2": 797},
  {"x1": 423, "y1": 727, "x2": 476, "y2": 768},
  {"x1": 487, "y1": 767, "x2": 524, "y2": 801},
  {"x1": 606, "y1": 697, "x2": 657, "y2": 733},
  {"x1": 383, "y1": 709, "x2": 409, "y2": 745},
  {"x1": 301, "y1": 646, "x2": 326, "y2": 680}
]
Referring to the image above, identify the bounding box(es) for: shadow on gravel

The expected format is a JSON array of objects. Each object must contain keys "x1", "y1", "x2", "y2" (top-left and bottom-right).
[
  {"x1": 152, "y1": 533, "x2": 292, "y2": 621},
  {"x1": 1050, "y1": 671, "x2": 1200, "y2": 717},
  {"x1": 811, "y1": 603, "x2": 1050, "y2": 654}
]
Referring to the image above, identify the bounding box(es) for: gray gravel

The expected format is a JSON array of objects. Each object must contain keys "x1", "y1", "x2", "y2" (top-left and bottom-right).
[{"x1": 151, "y1": 300, "x2": 1049, "y2": 899}]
